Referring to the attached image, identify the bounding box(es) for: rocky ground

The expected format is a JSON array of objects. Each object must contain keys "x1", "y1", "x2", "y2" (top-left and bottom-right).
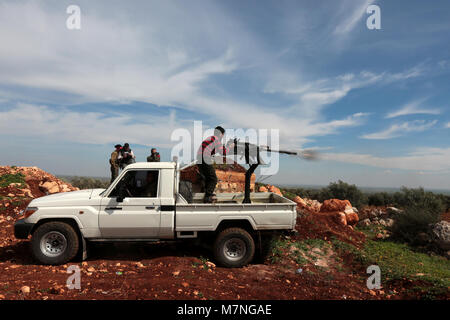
[{"x1": 0, "y1": 166, "x2": 448, "y2": 300}]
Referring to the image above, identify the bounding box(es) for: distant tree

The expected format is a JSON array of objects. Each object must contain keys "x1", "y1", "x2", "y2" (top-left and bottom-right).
[
  {"x1": 320, "y1": 180, "x2": 368, "y2": 209},
  {"x1": 368, "y1": 192, "x2": 394, "y2": 207},
  {"x1": 69, "y1": 177, "x2": 110, "y2": 190},
  {"x1": 392, "y1": 187, "x2": 444, "y2": 216}
]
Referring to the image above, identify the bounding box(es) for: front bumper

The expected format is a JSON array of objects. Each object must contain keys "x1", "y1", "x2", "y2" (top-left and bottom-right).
[{"x1": 14, "y1": 219, "x2": 35, "y2": 239}]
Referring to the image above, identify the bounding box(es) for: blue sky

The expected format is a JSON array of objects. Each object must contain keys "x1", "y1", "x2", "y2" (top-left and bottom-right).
[{"x1": 0, "y1": 0, "x2": 449, "y2": 189}]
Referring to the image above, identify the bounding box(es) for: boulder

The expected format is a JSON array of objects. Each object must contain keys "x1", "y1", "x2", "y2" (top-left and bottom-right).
[
  {"x1": 267, "y1": 185, "x2": 283, "y2": 196},
  {"x1": 259, "y1": 186, "x2": 268, "y2": 192},
  {"x1": 385, "y1": 218, "x2": 395, "y2": 228},
  {"x1": 22, "y1": 189, "x2": 34, "y2": 198},
  {"x1": 430, "y1": 221, "x2": 450, "y2": 251},
  {"x1": 336, "y1": 212, "x2": 347, "y2": 226},
  {"x1": 293, "y1": 196, "x2": 307, "y2": 207},
  {"x1": 358, "y1": 218, "x2": 371, "y2": 227},
  {"x1": 309, "y1": 199, "x2": 322, "y2": 212},
  {"x1": 345, "y1": 212, "x2": 359, "y2": 225},
  {"x1": 387, "y1": 207, "x2": 402, "y2": 215},
  {"x1": 320, "y1": 199, "x2": 352, "y2": 213},
  {"x1": 39, "y1": 181, "x2": 60, "y2": 194},
  {"x1": 318, "y1": 199, "x2": 359, "y2": 226},
  {"x1": 369, "y1": 210, "x2": 378, "y2": 219}
]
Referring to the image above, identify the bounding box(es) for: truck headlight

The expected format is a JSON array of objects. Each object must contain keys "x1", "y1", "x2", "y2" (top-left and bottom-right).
[{"x1": 21, "y1": 207, "x2": 38, "y2": 219}]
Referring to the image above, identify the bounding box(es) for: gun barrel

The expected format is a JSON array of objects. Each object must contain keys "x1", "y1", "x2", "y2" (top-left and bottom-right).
[
  {"x1": 260, "y1": 146, "x2": 297, "y2": 155},
  {"x1": 232, "y1": 140, "x2": 317, "y2": 159}
]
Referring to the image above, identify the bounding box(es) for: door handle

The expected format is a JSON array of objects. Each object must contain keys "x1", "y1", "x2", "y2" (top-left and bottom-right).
[
  {"x1": 145, "y1": 206, "x2": 158, "y2": 210},
  {"x1": 106, "y1": 207, "x2": 122, "y2": 210}
]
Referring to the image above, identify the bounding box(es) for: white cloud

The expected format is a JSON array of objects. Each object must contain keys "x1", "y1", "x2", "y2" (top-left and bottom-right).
[
  {"x1": 0, "y1": 103, "x2": 186, "y2": 148},
  {"x1": 386, "y1": 98, "x2": 441, "y2": 118},
  {"x1": 333, "y1": 0, "x2": 373, "y2": 35},
  {"x1": 446, "y1": 122, "x2": 450, "y2": 128},
  {"x1": 322, "y1": 147, "x2": 450, "y2": 172},
  {"x1": 360, "y1": 120, "x2": 437, "y2": 140}
]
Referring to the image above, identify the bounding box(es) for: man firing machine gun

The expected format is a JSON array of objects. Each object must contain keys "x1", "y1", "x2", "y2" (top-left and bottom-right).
[{"x1": 195, "y1": 127, "x2": 318, "y2": 204}]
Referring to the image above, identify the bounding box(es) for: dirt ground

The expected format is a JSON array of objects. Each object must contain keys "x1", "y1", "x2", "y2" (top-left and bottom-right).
[{"x1": 1, "y1": 196, "x2": 443, "y2": 300}]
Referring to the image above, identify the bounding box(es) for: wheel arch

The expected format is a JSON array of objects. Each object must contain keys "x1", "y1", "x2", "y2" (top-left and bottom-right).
[
  {"x1": 31, "y1": 218, "x2": 83, "y2": 236},
  {"x1": 215, "y1": 219, "x2": 255, "y2": 235},
  {"x1": 30, "y1": 218, "x2": 86, "y2": 261}
]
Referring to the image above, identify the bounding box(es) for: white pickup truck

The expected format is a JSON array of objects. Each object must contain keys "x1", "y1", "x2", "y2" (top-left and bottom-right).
[{"x1": 14, "y1": 162, "x2": 297, "y2": 267}]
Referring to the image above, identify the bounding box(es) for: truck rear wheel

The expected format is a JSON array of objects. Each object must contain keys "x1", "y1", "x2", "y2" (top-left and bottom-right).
[
  {"x1": 213, "y1": 228, "x2": 255, "y2": 268},
  {"x1": 31, "y1": 222, "x2": 79, "y2": 265}
]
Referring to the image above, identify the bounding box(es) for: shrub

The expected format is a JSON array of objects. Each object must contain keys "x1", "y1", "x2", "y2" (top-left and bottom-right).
[
  {"x1": 390, "y1": 206, "x2": 441, "y2": 244},
  {"x1": 436, "y1": 194, "x2": 450, "y2": 212},
  {"x1": 388, "y1": 187, "x2": 444, "y2": 245},
  {"x1": 320, "y1": 180, "x2": 368, "y2": 209},
  {"x1": 368, "y1": 192, "x2": 394, "y2": 207},
  {"x1": 392, "y1": 187, "x2": 444, "y2": 216},
  {"x1": 0, "y1": 172, "x2": 26, "y2": 188}
]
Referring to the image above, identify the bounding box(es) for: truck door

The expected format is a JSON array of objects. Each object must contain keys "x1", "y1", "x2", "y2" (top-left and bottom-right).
[{"x1": 99, "y1": 169, "x2": 161, "y2": 238}]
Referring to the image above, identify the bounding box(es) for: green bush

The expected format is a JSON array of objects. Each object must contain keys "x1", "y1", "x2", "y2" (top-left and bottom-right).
[
  {"x1": 390, "y1": 206, "x2": 441, "y2": 244},
  {"x1": 388, "y1": 187, "x2": 444, "y2": 245},
  {"x1": 319, "y1": 180, "x2": 368, "y2": 209},
  {"x1": 368, "y1": 192, "x2": 394, "y2": 206},
  {"x1": 436, "y1": 194, "x2": 450, "y2": 211},
  {"x1": 0, "y1": 172, "x2": 26, "y2": 188},
  {"x1": 392, "y1": 187, "x2": 444, "y2": 216}
]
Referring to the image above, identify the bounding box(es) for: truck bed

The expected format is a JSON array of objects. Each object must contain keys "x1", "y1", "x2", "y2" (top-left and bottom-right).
[{"x1": 175, "y1": 192, "x2": 297, "y2": 233}]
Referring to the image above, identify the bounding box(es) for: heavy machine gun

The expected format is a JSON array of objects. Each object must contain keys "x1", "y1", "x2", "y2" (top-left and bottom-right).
[{"x1": 226, "y1": 138, "x2": 318, "y2": 203}]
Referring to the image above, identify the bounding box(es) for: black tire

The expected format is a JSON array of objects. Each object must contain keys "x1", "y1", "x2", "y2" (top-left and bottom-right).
[
  {"x1": 31, "y1": 222, "x2": 79, "y2": 265},
  {"x1": 179, "y1": 180, "x2": 193, "y2": 203},
  {"x1": 213, "y1": 228, "x2": 255, "y2": 268}
]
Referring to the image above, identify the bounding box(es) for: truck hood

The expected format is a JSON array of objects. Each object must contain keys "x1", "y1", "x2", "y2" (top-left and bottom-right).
[{"x1": 30, "y1": 188, "x2": 105, "y2": 207}]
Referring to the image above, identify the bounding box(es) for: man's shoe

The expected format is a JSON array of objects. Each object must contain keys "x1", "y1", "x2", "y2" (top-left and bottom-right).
[{"x1": 203, "y1": 196, "x2": 213, "y2": 203}]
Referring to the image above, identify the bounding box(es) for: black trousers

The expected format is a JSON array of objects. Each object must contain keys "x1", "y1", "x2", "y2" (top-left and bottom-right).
[{"x1": 197, "y1": 163, "x2": 217, "y2": 197}]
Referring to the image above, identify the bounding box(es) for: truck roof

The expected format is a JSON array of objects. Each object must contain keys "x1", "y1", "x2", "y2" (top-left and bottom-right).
[{"x1": 125, "y1": 162, "x2": 177, "y2": 169}]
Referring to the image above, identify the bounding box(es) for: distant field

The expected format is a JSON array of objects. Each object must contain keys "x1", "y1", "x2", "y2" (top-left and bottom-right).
[
  {"x1": 58, "y1": 175, "x2": 109, "y2": 182},
  {"x1": 278, "y1": 184, "x2": 450, "y2": 196},
  {"x1": 57, "y1": 175, "x2": 110, "y2": 189}
]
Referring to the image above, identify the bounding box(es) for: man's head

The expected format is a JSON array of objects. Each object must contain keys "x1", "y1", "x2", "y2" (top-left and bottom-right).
[
  {"x1": 151, "y1": 148, "x2": 157, "y2": 154},
  {"x1": 123, "y1": 143, "x2": 130, "y2": 150},
  {"x1": 214, "y1": 126, "x2": 225, "y2": 139},
  {"x1": 115, "y1": 144, "x2": 121, "y2": 151}
]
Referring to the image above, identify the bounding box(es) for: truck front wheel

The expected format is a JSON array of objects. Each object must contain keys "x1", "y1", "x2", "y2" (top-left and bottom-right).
[
  {"x1": 213, "y1": 228, "x2": 255, "y2": 268},
  {"x1": 31, "y1": 222, "x2": 79, "y2": 265}
]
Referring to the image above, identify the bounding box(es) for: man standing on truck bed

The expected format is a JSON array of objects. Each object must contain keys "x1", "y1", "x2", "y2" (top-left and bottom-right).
[
  {"x1": 118, "y1": 143, "x2": 136, "y2": 169},
  {"x1": 196, "y1": 126, "x2": 233, "y2": 203},
  {"x1": 109, "y1": 144, "x2": 122, "y2": 183},
  {"x1": 147, "y1": 148, "x2": 161, "y2": 162}
]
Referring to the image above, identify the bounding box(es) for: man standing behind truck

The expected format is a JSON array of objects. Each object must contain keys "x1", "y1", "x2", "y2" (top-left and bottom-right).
[
  {"x1": 109, "y1": 144, "x2": 122, "y2": 183},
  {"x1": 196, "y1": 126, "x2": 234, "y2": 203},
  {"x1": 147, "y1": 148, "x2": 161, "y2": 162}
]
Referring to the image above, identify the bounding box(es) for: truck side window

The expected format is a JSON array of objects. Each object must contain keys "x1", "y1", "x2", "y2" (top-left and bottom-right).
[{"x1": 109, "y1": 170, "x2": 159, "y2": 198}]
